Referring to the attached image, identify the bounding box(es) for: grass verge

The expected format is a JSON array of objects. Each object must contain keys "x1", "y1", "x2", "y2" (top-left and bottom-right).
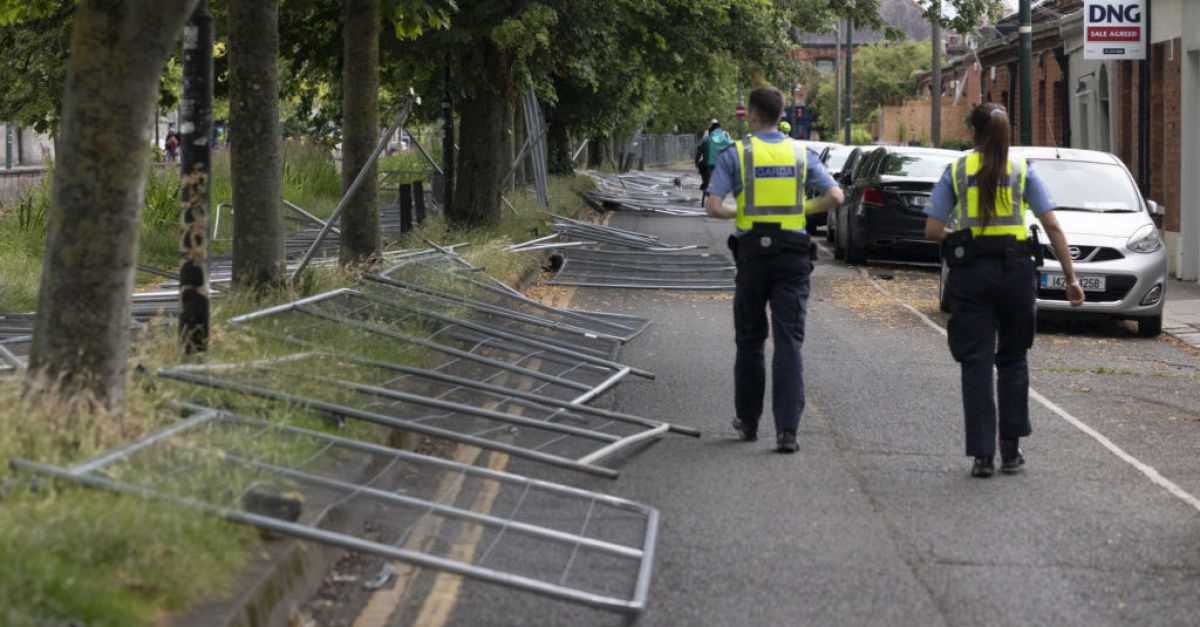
[{"x1": 0, "y1": 169, "x2": 586, "y2": 626}]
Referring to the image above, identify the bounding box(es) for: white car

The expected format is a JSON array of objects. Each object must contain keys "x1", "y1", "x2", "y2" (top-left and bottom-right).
[{"x1": 940, "y1": 147, "x2": 1168, "y2": 337}]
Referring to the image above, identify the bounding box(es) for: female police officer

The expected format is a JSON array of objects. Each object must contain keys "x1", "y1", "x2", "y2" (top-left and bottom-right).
[{"x1": 923, "y1": 103, "x2": 1084, "y2": 478}]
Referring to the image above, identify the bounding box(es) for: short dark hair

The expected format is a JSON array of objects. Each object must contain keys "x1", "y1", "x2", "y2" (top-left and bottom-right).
[{"x1": 748, "y1": 86, "x2": 784, "y2": 124}]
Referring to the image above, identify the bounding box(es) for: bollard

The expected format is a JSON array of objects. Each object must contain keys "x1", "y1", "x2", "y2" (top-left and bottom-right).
[
  {"x1": 414, "y1": 180, "x2": 426, "y2": 225},
  {"x1": 399, "y1": 183, "x2": 413, "y2": 233}
]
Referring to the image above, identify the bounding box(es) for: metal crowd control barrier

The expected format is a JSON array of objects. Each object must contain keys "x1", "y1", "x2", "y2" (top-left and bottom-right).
[
  {"x1": 546, "y1": 249, "x2": 736, "y2": 291},
  {"x1": 157, "y1": 354, "x2": 697, "y2": 477},
  {"x1": 376, "y1": 253, "x2": 653, "y2": 343},
  {"x1": 226, "y1": 287, "x2": 641, "y2": 404},
  {"x1": 9, "y1": 403, "x2": 663, "y2": 614}
]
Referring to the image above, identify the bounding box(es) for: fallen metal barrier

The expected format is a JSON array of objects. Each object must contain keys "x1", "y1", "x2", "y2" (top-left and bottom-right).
[
  {"x1": 227, "y1": 287, "x2": 641, "y2": 404},
  {"x1": 546, "y1": 249, "x2": 736, "y2": 291},
  {"x1": 584, "y1": 171, "x2": 708, "y2": 216},
  {"x1": 158, "y1": 354, "x2": 696, "y2": 477},
  {"x1": 377, "y1": 254, "x2": 652, "y2": 343},
  {"x1": 10, "y1": 403, "x2": 663, "y2": 614}
]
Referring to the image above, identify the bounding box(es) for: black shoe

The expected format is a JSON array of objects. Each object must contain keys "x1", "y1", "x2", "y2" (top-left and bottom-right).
[
  {"x1": 776, "y1": 430, "x2": 799, "y2": 453},
  {"x1": 971, "y1": 456, "x2": 995, "y2": 478},
  {"x1": 809, "y1": 242, "x2": 819, "y2": 261},
  {"x1": 731, "y1": 418, "x2": 757, "y2": 442},
  {"x1": 1000, "y1": 439, "x2": 1025, "y2": 474}
]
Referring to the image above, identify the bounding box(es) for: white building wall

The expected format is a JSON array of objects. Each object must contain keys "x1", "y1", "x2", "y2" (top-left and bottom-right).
[{"x1": 1179, "y1": 1, "x2": 1200, "y2": 281}]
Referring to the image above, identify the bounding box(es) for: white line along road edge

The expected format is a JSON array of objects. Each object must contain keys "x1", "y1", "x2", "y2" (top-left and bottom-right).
[{"x1": 855, "y1": 264, "x2": 1200, "y2": 514}]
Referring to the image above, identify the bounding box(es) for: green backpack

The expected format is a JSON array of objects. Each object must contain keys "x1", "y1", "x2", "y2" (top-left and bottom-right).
[{"x1": 705, "y1": 128, "x2": 733, "y2": 166}]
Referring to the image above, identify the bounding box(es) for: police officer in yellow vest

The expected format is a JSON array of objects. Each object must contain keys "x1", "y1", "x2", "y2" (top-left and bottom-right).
[
  {"x1": 924, "y1": 103, "x2": 1084, "y2": 478},
  {"x1": 706, "y1": 86, "x2": 844, "y2": 453}
]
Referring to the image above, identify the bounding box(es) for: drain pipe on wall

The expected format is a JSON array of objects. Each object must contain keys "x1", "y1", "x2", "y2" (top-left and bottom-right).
[{"x1": 1137, "y1": 0, "x2": 1151, "y2": 195}]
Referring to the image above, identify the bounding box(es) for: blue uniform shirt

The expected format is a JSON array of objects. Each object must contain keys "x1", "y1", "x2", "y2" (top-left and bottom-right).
[
  {"x1": 707, "y1": 131, "x2": 838, "y2": 201},
  {"x1": 924, "y1": 152, "x2": 1057, "y2": 223}
]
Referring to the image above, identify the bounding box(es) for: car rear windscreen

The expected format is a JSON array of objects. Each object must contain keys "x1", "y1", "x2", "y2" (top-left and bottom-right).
[
  {"x1": 1027, "y1": 160, "x2": 1142, "y2": 212},
  {"x1": 825, "y1": 149, "x2": 852, "y2": 172},
  {"x1": 880, "y1": 153, "x2": 956, "y2": 178}
]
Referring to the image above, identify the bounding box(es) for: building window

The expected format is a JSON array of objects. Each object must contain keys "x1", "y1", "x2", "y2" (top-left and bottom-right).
[{"x1": 815, "y1": 58, "x2": 835, "y2": 75}]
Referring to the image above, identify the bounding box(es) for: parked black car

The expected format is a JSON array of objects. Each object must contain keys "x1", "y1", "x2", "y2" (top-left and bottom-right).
[
  {"x1": 828, "y1": 145, "x2": 960, "y2": 263},
  {"x1": 818, "y1": 145, "x2": 863, "y2": 240}
]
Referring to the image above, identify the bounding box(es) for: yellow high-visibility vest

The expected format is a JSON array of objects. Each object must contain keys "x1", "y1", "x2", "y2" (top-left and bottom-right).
[
  {"x1": 735, "y1": 136, "x2": 808, "y2": 230},
  {"x1": 950, "y1": 151, "x2": 1029, "y2": 239}
]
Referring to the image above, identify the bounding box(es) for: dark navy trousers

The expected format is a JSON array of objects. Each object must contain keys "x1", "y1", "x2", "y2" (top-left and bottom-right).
[
  {"x1": 733, "y1": 249, "x2": 812, "y2": 434},
  {"x1": 945, "y1": 256, "x2": 1037, "y2": 457}
]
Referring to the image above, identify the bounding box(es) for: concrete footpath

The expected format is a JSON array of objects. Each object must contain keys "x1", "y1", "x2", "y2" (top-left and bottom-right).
[{"x1": 1164, "y1": 277, "x2": 1200, "y2": 348}]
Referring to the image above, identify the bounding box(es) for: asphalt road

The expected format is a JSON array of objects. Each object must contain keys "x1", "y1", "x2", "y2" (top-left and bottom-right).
[{"x1": 318, "y1": 211, "x2": 1200, "y2": 627}]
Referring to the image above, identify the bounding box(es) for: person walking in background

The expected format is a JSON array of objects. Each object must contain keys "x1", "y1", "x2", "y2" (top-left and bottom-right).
[
  {"x1": 697, "y1": 119, "x2": 732, "y2": 207},
  {"x1": 164, "y1": 131, "x2": 180, "y2": 163},
  {"x1": 923, "y1": 103, "x2": 1084, "y2": 478},
  {"x1": 705, "y1": 86, "x2": 844, "y2": 453}
]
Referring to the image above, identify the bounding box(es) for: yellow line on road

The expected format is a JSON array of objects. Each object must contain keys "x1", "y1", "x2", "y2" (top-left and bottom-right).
[
  {"x1": 351, "y1": 284, "x2": 579, "y2": 626},
  {"x1": 411, "y1": 450, "x2": 511, "y2": 627},
  {"x1": 351, "y1": 444, "x2": 485, "y2": 627}
]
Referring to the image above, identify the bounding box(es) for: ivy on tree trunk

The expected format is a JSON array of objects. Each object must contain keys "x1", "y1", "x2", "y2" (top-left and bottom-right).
[
  {"x1": 229, "y1": 0, "x2": 284, "y2": 290},
  {"x1": 339, "y1": 0, "x2": 380, "y2": 266},
  {"x1": 28, "y1": 0, "x2": 200, "y2": 414}
]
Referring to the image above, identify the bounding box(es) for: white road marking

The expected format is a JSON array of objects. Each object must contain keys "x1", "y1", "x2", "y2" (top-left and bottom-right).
[{"x1": 822, "y1": 243, "x2": 1200, "y2": 513}]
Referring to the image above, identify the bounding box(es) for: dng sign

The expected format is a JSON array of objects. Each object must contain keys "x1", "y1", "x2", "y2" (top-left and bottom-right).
[{"x1": 1084, "y1": 0, "x2": 1145, "y2": 60}]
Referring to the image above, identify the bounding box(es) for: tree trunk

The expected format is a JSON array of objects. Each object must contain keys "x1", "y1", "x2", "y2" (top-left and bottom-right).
[
  {"x1": 229, "y1": 0, "x2": 284, "y2": 290},
  {"x1": 546, "y1": 110, "x2": 572, "y2": 175},
  {"x1": 450, "y1": 43, "x2": 508, "y2": 226},
  {"x1": 339, "y1": 0, "x2": 380, "y2": 266},
  {"x1": 28, "y1": 0, "x2": 200, "y2": 413},
  {"x1": 512, "y1": 87, "x2": 525, "y2": 189},
  {"x1": 587, "y1": 136, "x2": 603, "y2": 168}
]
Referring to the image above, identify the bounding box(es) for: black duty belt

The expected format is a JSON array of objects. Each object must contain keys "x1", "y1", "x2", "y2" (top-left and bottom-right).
[
  {"x1": 943, "y1": 231, "x2": 1038, "y2": 268},
  {"x1": 730, "y1": 223, "x2": 811, "y2": 258}
]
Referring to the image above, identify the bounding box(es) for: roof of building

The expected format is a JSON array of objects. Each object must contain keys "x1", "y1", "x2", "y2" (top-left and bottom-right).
[{"x1": 795, "y1": 0, "x2": 934, "y2": 46}]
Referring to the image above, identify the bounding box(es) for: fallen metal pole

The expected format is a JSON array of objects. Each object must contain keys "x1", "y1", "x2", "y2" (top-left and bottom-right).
[
  {"x1": 292, "y1": 99, "x2": 413, "y2": 281},
  {"x1": 284, "y1": 199, "x2": 339, "y2": 233},
  {"x1": 404, "y1": 127, "x2": 443, "y2": 176}
]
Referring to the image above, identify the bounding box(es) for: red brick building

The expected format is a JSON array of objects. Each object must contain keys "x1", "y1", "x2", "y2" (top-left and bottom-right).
[
  {"x1": 790, "y1": 0, "x2": 943, "y2": 103},
  {"x1": 904, "y1": 0, "x2": 1198, "y2": 280}
]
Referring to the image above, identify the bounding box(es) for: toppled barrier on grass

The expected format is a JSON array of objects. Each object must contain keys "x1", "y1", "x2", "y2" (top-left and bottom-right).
[
  {"x1": 158, "y1": 352, "x2": 696, "y2": 478},
  {"x1": 11, "y1": 403, "x2": 663, "y2": 615}
]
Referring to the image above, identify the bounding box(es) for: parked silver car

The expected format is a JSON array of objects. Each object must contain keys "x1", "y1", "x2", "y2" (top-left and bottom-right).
[{"x1": 939, "y1": 147, "x2": 1168, "y2": 337}]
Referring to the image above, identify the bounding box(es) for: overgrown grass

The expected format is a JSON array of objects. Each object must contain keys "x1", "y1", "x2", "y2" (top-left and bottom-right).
[
  {"x1": 0, "y1": 142, "x2": 347, "y2": 312},
  {"x1": 0, "y1": 162, "x2": 583, "y2": 626}
]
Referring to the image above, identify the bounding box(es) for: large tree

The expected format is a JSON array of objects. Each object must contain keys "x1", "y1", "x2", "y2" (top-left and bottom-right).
[
  {"x1": 228, "y1": 0, "x2": 285, "y2": 289},
  {"x1": 339, "y1": 0, "x2": 382, "y2": 264},
  {"x1": 23, "y1": 0, "x2": 201, "y2": 413}
]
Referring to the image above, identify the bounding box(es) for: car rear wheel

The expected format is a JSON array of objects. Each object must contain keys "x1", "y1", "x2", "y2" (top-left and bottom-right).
[
  {"x1": 1137, "y1": 315, "x2": 1162, "y2": 338},
  {"x1": 844, "y1": 219, "x2": 866, "y2": 264},
  {"x1": 832, "y1": 209, "x2": 846, "y2": 260}
]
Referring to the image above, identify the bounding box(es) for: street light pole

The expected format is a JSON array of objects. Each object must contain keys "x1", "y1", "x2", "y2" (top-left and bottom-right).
[
  {"x1": 844, "y1": 11, "x2": 853, "y2": 144},
  {"x1": 834, "y1": 19, "x2": 841, "y2": 137},
  {"x1": 931, "y1": 3, "x2": 942, "y2": 147},
  {"x1": 178, "y1": 0, "x2": 213, "y2": 354},
  {"x1": 1018, "y1": 0, "x2": 1033, "y2": 145}
]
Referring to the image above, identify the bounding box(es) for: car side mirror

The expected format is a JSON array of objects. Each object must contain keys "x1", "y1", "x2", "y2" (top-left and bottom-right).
[{"x1": 1146, "y1": 200, "x2": 1162, "y2": 216}]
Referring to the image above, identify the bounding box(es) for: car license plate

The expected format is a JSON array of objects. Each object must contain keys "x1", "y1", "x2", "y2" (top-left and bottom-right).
[
  {"x1": 1040, "y1": 272, "x2": 1106, "y2": 292},
  {"x1": 908, "y1": 195, "x2": 929, "y2": 207}
]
